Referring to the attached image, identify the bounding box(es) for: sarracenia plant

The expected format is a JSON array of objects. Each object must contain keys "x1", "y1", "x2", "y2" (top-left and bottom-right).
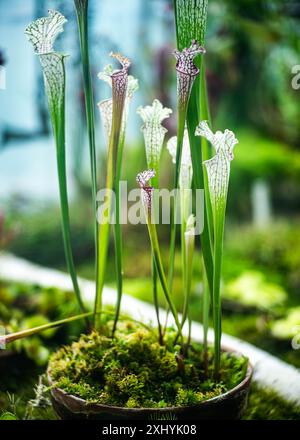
[
  {"x1": 173, "y1": 0, "x2": 212, "y2": 366},
  {"x1": 94, "y1": 53, "x2": 130, "y2": 329},
  {"x1": 137, "y1": 170, "x2": 183, "y2": 342},
  {"x1": 74, "y1": 0, "x2": 98, "y2": 291},
  {"x1": 16, "y1": 6, "x2": 236, "y2": 382},
  {"x1": 168, "y1": 40, "x2": 205, "y2": 297},
  {"x1": 98, "y1": 62, "x2": 138, "y2": 334},
  {"x1": 137, "y1": 99, "x2": 172, "y2": 343},
  {"x1": 196, "y1": 121, "x2": 238, "y2": 375},
  {"x1": 25, "y1": 10, "x2": 87, "y2": 322}
]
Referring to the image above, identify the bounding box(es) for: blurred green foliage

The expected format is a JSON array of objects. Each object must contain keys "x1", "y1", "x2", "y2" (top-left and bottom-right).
[
  {"x1": 0, "y1": 281, "x2": 85, "y2": 365},
  {"x1": 225, "y1": 270, "x2": 287, "y2": 310},
  {"x1": 208, "y1": 0, "x2": 300, "y2": 144},
  {"x1": 271, "y1": 307, "x2": 300, "y2": 339},
  {"x1": 226, "y1": 221, "x2": 300, "y2": 294},
  {"x1": 5, "y1": 203, "x2": 94, "y2": 268}
]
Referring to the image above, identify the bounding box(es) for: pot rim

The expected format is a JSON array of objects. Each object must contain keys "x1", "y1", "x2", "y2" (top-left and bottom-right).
[{"x1": 48, "y1": 345, "x2": 253, "y2": 415}]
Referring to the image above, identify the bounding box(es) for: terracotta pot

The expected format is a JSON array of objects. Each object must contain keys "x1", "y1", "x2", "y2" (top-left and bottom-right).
[{"x1": 48, "y1": 348, "x2": 253, "y2": 420}]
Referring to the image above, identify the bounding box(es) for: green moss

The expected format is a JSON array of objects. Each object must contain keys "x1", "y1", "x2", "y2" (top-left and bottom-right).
[{"x1": 49, "y1": 322, "x2": 248, "y2": 409}]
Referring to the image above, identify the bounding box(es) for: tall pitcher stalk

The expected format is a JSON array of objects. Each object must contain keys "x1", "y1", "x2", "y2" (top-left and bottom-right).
[
  {"x1": 173, "y1": 0, "x2": 212, "y2": 363},
  {"x1": 25, "y1": 10, "x2": 87, "y2": 323},
  {"x1": 98, "y1": 63, "x2": 138, "y2": 333},
  {"x1": 94, "y1": 54, "x2": 130, "y2": 329},
  {"x1": 137, "y1": 170, "x2": 183, "y2": 343},
  {"x1": 137, "y1": 100, "x2": 172, "y2": 343},
  {"x1": 173, "y1": 0, "x2": 213, "y2": 288},
  {"x1": 196, "y1": 121, "x2": 238, "y2": 375},
  {"x1": 74, "y1": 0, "x2": 99, "y2": 294},
  {"x1": 168, "y1": 41, "x2": 205, "y2": 295}
]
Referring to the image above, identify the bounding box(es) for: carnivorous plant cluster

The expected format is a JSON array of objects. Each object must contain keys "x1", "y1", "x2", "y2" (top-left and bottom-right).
[{"x1": 1, "y1": 1, "x2": 239, "y2": 380}]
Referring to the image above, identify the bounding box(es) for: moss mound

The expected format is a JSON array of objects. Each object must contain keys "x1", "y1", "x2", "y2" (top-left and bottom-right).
[{"x1": 49, "y1": 321, "x2": 248, "y2": 409}]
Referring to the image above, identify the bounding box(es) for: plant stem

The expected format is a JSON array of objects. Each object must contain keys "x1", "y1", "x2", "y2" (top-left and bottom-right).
[
  {"x1": 168, "y1": 104, "x2": 186, "y2": 295},
  {"x1": 2, "y1": 312, "x2": 93, "y2": 344},
  {"x1": 112, "y1": 134, "x2": 125, "y2": 336},
  {"x1": 202, "y1": 264, "x2": 210, "y2": 374},
  {"x1": 152, "y1": 257, "x2": 163, "y2": 344},
  {"x1": 44, "y1": 54, "x2": 87, "y2": 325},
  {"x1": 180, "y1": 214, "x2": 187, "y2": 325},
  {"x1": 186, "y1": 64, "x2": 213, "y2": 296},
  {"x1": 74, "y1": 0, "x2": 99, "y2": 316},
  {"x1": 199, "y1": 62, "x2": 213, "y2": 242},
  {"x1": 55, "y1": 121, "x2": 87, "y2": 320},
  {"x1": 181, "y1": 192, "x2": 193, "y2": 327},
  {"x1": 151, "y1": 173, "x2": 163, "y2": 344},
  {"x1": 1, "y1": 310, "x2": 153, "y2": 345},
  {"x1": 94, "y1": 95, "x2": 125, "y2": 329},
  {"x1": 94, "y1": 136, "x2": 114, "y2": 329},
  {"x1": 147, "y1": 217, "x2": 183, "y2": 341},
  {"x1": 173, "y1": 1, "x2": 214, "y2": 350},
  {"x1": 164, "y1": 103, "x2": 187, "y2": 332},
  {"x1": 212, "y1": 209, "x2": 225, "y2": 377}
]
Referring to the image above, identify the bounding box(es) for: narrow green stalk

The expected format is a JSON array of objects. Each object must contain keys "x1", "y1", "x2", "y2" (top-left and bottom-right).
[
  {"x1": 1, "y1": 312, "x2": 93, "y2": 345},
  {"x1": 147, "y1": 217, "x2": 183, "y2": 341},
  {"x1": 173, "y1": 1, "x2": 214, "y2": 350},
  {"x1": 187, "y1": 316, "x2": 192, "y2": 347},
  {"x1": 94, "y1": 128, "x2": 116, "y2": 329},
  {"x1": 180, "y1": 213, "x2": 187, "y2": 325},
  {"x1": 152, "y1": 257, "x2": 163, "y2": 344},
  {"x1": 94, "y1": 55, "x2": 128, "y2": 329},
  {"x1": 202, "y1": 265, "x2": 210, "y2": 373},
  {"x1": 1, "y1": 310, "x2": 153, "y2": 346},
  {"x1": 112, "y1": 134, "x2": 125, "y2": 336},
  {"x1": 168, "y1": 111, "x2": 186, "y2": 293},
  {"x1": 25, "y1": 11, "x2": 87, "y2": 324},
  {"x1": 212, "y1": 210, "x2": 225, "y2": 376},
  {"x1": 186, "y1": 64, "x2": 213, "y2": 296},
  {"x1": 166, "y1": 39, "x2": 205, "y2": 331},
  {"x1": 54, "y1": 85, "x2": 87, "y2": 321},
  {"x1": 74, "y1": 0, "x2": 99, "y2": 301},
  {"x1": 151, "y1": 174, "x2": 163, "y2": 344},
  {"x1": 199, "y1": 63, "x2": 213, "y2": 242},
  {"x1": 180, "y1": 195, "x2": 193, "y2": 326},
  {"x1": 137, "y1": 100, "x2": 171, "y2": 342}
]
